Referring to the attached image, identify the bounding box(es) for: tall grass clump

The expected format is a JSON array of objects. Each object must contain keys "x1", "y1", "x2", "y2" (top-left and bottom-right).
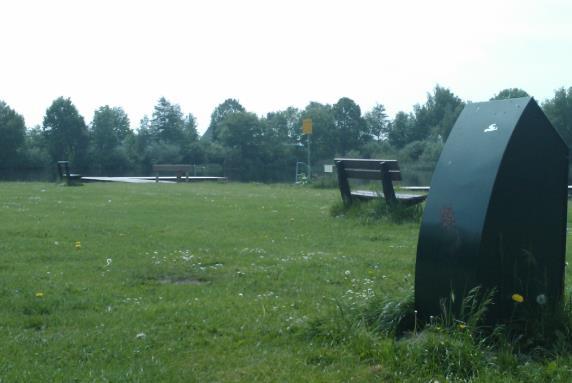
[
  {"x1": 330, "y1": 198, "x2": 423, "y2": 224},
  {"x1": 305, "y1": 283, "x2": 572, "y2": 381}
]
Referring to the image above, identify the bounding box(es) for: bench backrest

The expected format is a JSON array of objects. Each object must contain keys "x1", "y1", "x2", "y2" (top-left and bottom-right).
[
  {"x1": 152, "y1": 164, "x2": 193, "y2": 172},
  {"x1": 334, "y1": 158, "x2": 401, "y2": 181}
]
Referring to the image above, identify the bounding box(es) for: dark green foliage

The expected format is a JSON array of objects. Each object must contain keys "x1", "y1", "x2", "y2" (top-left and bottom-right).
[
  {"x1": 364, "y1": 103, "x2": 389, "y2": 141},
  {"x1": 42, "y1": 97, "x2": 89, "y2": 169},
  {"x1": 301, "y1": 102, "x2": 337, "y2": 160},
  {"x1": 0, "y1": 100, "x2": 26, "y2": 170},
  {"x1": 333, "y1": 97, "x2": 369, "y2": 154},
  {"x1": 387, "y1": 86, "x2": 464, "y2": 147},
  {"x1": 204, "y1": 98, "x2": 245, "y2": 141},
  {"x1": 150, "y1": 97, "x2": 186, "y2": 144},
  {"x1": 89, "y1": 105, "x2": 132, "y2": 175},
  {"x1": 414, "y1": 85, "x2": 465, "y2": 140},
  {"x1": 387, "y1": 111, "x2": 416, "y2": 148},
  {"x1": 491, "y1": 88, "x2": 530, "y2": 100},
  {"x1": 264, "y1": 107, "x2": 301, "y2": 144},
  {"x1": 543, "y1": 87, "x2": 572, "y2": 149},
  {"x1": 218, "y1": 112, "x2": 263, "y2": 156}
]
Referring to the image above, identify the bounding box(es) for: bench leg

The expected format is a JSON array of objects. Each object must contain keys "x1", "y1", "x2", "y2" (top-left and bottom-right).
[
  {"x1": 335, "y1": 161, "x2": 352, "y2": 205},
  {"x1": 380, "y1": 162, "x2": 397, "y2": 205}
]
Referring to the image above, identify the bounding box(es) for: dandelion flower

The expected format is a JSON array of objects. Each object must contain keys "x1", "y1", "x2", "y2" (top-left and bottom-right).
[
  {"x1": 75, "y1": 241, "x2": 81, "y2": 250},
  {"x1": 35, "y1": 292, "x2": 44, "y2": 298},
  {"x1": 511, "y1": 293, "x2": 524, "y2": 303}
]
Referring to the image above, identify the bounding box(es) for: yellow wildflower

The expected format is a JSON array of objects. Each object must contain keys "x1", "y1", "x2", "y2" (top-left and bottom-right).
[
  {"x1": 511, "y1": 293, "x2": 524, "y2": 303},
  {"x1": 458, "y1": 323, "x2": 467, "y2": 330},
  {"x1": 75, "y1": 241, "x2": 81, "y2": 250},
  {"x1": 35, "y1": 292, "x2": 44, "y2": 298}
]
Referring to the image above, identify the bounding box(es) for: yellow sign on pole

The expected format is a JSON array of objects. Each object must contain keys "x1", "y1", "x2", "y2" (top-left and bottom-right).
[{"x1": 302, "y1": 118, "x2": 313, "y2": 135}]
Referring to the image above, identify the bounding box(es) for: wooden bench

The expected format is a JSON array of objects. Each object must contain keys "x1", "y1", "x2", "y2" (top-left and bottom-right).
[
  {"x1": 57, "y1": 161, "x2": 82, "y2": 185},
  {"x1": 334, "y1": 158, "x2": 427, "y2": 206},
  {"x1": 152, "y1": 164, "x2": 193, "y2": 182}
]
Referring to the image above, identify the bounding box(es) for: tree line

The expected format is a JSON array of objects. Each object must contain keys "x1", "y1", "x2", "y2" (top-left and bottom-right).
[{"x1": 1, "y1": 86, "x2": 572, "y2": 182}]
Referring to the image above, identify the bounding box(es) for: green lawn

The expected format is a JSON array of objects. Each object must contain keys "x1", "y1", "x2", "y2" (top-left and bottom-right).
[{"x1": 0, "y1": 182, "x2": 571, "y2": 382}]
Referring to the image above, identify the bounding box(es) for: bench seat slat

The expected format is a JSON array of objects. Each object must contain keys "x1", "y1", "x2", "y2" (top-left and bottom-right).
[
  {"x1": 351, "y1": 190, "x2": 427, "y2": 205},
  {"x1": 344, "y1": 169, "x2": 402, "y2": 181}
]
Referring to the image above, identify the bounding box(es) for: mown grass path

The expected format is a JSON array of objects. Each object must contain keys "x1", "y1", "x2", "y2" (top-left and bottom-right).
[{"x1": 0, "y1": 182, "x2": 570, "y2": 382}]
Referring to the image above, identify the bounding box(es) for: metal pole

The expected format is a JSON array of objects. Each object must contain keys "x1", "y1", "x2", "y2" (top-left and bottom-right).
[{"x1": 307, "y1": 134, "x2": 311, "y2": 181}]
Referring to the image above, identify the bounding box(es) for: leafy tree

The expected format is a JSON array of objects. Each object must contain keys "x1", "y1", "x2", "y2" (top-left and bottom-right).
[
  {"x1": 365, "y1": 103, "x2": 389, "y2": 140},
  {"x1": 543, "y1": 87, "x2": 572, "y2": 148},
  {"x1": 89, "y1": 106, "x2": 132, "y2": 174},
  {"x1": 333, "y1": 97, "x2": 368, "y2": 155},
  {"x1": 491, "y1": 88, "x2": 529, "y2": 100},
  {"x1": 150, "y1": 97, "x2": 185, "y2": 144},
  {"x1": 183, "y1": 113, "x2": 199, "y2": 143},
  {"x1": 414, "y1": 85, "x2": 464, "y2": 141},
  {"x1": 0, "y1": 100, "x2": 26, "y2": 170},
  {"x1": 203, "y1": 98, "x2": 245, "y2": 141},
  {"x1": 180, "y1": 113, "x2": 201, "y2": 164},
  {"x1": 387, "y1": 111, "x2": 416, "y2": 149},
  {"x1": 22, "y1": 126, "x2": 51, "y2": 169},
  {"x1": 301, "y1": 102, "x2": 336, "y2": 161},
  {"x1": 42, "y1": 97, "x2": 89, "y2": 168},
  {"x1": 264, "y1": 107, "x2": 301, "y2": 144},
  {"x1": 217, "y1": 111, "x2": 263, "y2": 160}
]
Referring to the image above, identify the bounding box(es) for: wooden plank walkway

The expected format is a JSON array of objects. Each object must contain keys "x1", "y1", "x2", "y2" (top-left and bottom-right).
[
  {"x1": 82, "y1": 176, "x2": 226, "y2": 184},
  {"x1": 82, "y1": 177, "x2": 172, "y2": 183}
]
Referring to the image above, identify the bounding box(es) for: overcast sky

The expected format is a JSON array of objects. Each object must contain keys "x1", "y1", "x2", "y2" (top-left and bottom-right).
[{"x1": 1, "y1": 0, "x2": 571, "y2": 135}]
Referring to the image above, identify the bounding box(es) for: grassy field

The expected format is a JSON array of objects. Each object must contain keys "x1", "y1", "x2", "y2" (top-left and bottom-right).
[{"x1": 1, "y1": 181, "x2": 571, "y2": 382}]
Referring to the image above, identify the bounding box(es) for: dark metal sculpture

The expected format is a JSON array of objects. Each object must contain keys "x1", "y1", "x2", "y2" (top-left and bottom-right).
[{"x1": 415, "y1": 97, "x2": 568, "y2": 322}]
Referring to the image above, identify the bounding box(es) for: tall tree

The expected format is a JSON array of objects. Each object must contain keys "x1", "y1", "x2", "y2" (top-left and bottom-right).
[
  {"x1": 301, "y1": 102, "x2": 336, "y2": 161},
  {"x1": 364, "y1": 103, "x2": 389, "y2": 140},
  {"x1": 183, "y1": 113, "x2": 199, "y2": 143},
  {"x1": 91, "y1": 106, "x2": 130, "y2": 152},
  {"x1": 0, "y1": 101, "x2": 26, "y2": 170},
  {"x1": 150, "y1": 97, "x2": 185, "y2": 144},
  {"x1": 491, "y1": 88, "x2": 529, "y2": 100},
  {"x1": 203, "y1": 98, "x2": 245, "y2": 140},
  {"x1": 264, "y1": 107, "x2": 301, "y2": 144},
  {"x1": 217, "y1": 111, "x2": 263, "y2": 160},
  {"x1": 387, "y1": 111, "x2": 416, "y2": 149},
  {"x1": 180, "y1": 113, "x2": 201, "y2": 164},
  {"x1": 90, "y1": 106, "x2": 132, "y2": 174},
  {"x1": 333, "y1": 97, "x2": 368, "y2": 155},
  {"x1": 42, "y1": 97, "x2": 89, "y2": 167},
  {"x1": 543, "y1": 87, "x2": 572, "y2": 148},
  {"x1": 414, "y1": 85, "x2": 464, "y2": 141}
]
